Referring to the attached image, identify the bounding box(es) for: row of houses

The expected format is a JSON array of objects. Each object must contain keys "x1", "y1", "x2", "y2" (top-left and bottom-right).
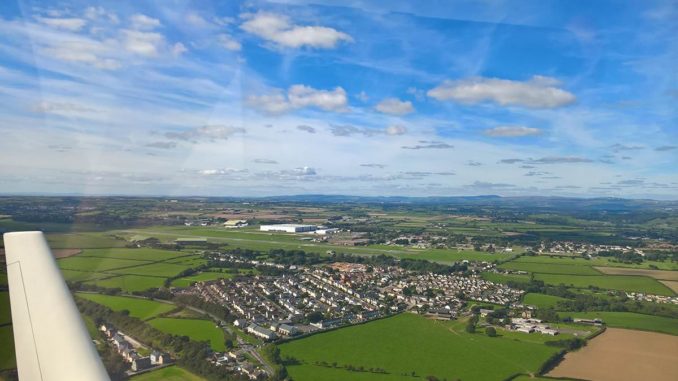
[{"x1": 101, "y1": 324, "x2": 172, "y2": 372}]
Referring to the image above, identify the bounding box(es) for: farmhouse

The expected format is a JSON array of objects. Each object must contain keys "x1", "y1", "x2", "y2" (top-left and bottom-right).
[
  {"x1": 131, "y1": 356, "x2": 151, "y2": 371},
  {"x1": 260, "y1": 224, "x2": 316, "y2": 233},
  {"x1": 150, "y1": 350, "x2": 172, "y2": 365}
]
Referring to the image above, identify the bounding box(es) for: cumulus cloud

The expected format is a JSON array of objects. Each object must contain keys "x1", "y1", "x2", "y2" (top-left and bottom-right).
[
  {"x1": 484, "y1": 125, "x2": 542, "y2": 137},
  {"x1": 247, "y1": 85, "x2": 347, "y2": 114},
  {"x1": 655, "y1": 145, "x2": 677, "y2": 151},
  {"x1": 428, "y1": 75, "x2": 576, "y2": 108},
  {"x1": 356, "y1": 91, "x2": 369, "y2": 102},
  {"x1": 198, "y1": 168, "x2": 248, "y2": 176},
  {"x1": 466, "y1": 161, "x2": 483, "y2": 166},
  {"x1": 297, "y1": 125, "x2": 316, "y2": 133},
  {"x1": 529, "y1": 156, "x2": 593, "y2": 164},
  {"x1": 330, "y1": 124, "x2": 406, "y2": 137},
  {"x1": 218, "y1": 33, "x2": 241, "y2": 51},
  {"x1": 609, "y1": 143, "x2": 644, "y2": 152},
  {"x1": 121, "y1": 29, "x2": 165, "y2": 56},
  {"x1": 130, "y1": 14, "x2": 161, "y2": 30},
  {"x1": 36, "y1": 17, "x2": 87, "y2": 31},
  {"x1": 171, "y1": 42, "x2": 187, "y2": 57},
  {"x1": 240, "y1": 12, "x2": 352, "y2": 49},
  {"x1": 375, "y1": 98, "x2": 414, "y2": 115},
  {"x1": 499, "y1": 158, "x2": 524, "y2": 164},
  {"x1": 291, "y1": 166, "x2": 317, "y2": 176},
  {"x1": 165, "y1": 125, "x2": 245, "y2": 142},
  {"x1": 402, "y1": 141, "x2": 453, "y2": 150}
]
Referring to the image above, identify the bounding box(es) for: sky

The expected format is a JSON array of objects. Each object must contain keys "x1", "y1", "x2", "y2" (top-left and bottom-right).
[{"x1": 0, "y1": 0, "x2": 676, "y2": 199}]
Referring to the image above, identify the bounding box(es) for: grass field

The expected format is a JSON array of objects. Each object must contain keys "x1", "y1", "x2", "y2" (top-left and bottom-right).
[
  {"x1": 594, "y1": 266, "x2": 678, "y2": 281},
  {"x1": 533, "y1": 273, "x2": 675, "y2": 296},
  {"x1": 0, "y1": 327, "x2": 15, "y2": 371},
  {"x1": 46, "y1": 232, "x2": 128, "y2": 249},
  {"x1": 170, "y1": 272, "x2": 232, "y2": 288},
  {"x1": 512, "y1": 255, "x2": 678, "y2": 271},
  {"x1": 481, "y1": 272, "x2": 531, "y2": 284},
  {"x1": 500, "y1": 261, "x2": 602, "y2": 275},
  {"x1": 558, "y1": 311, "x2": 678, "y2": 335},
  {"x1": 522, "y1": 293, "x2": 568, "y2": 309},
  {"x1": 130, "y1": 365, "x2": 206, "y2": 381},
  {"x1": 109, "y1": 262, "x2": 188, "y2": 278},
  {"x1": 77, "y1": 293, "x2": 175, "y2": 320},
  {"x1": 148, "y1": 318, "x2": 226, "y2": 352},
  {"x1": 0, "y1": 292, "x2": 10, "y2": 325},
  {"x1": 58, "y1": 256, "x2": 153, "y2": 272},
  {"x1": 278, "y1": 313, "x2": 560, "y2": 381},
  {"x1": 79, "y1": 248, "x2": 192, "y2": 261},
  {"x1": 90, "y1": 275, "x2": 167, "y2": 292}
]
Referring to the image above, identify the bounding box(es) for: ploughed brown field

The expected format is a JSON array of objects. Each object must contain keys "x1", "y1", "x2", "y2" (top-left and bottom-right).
[
  {"x1": 52, "y1": 249, "x2": 82, "y2": 258},
  {"x1": 548, "y1": 328, "x2": 678, "y2": 381}
]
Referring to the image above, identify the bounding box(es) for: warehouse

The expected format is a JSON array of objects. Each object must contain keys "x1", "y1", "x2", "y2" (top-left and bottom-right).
[{"x1": 260, "y1": 224, "x2": 316, "y2": 233}]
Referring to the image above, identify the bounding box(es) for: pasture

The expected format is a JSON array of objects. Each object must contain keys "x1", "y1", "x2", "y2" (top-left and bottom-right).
[
  {"x1": 79, "y1": 248, "x2": 192, "y2": 261},
  {"x1": 148, "y1": 318, "x2": 226, "y2": 352},
  {"x1": 548, "y1": 328, "x2": 678, "y2": 381},
  {"x1": 512, "y1": 255, "x2": 678, "y2": 271},
  {"x1": 522, "y1": 293, "x2": 568, "y2": 309},
  {"x1": 76, "y1": 293, "x2": 175, "y2": 320},
  {"x1": 558, "y1": 311, "x2": 678, "y2": 335},
  {"x1": 58, "y1": 256, "x2": 152, "y2": 272},
  {"x1": 131, "y1": 365, "x2": 206, "y2": 381},
  {"x1": 594, "y1": 266, "x2": 678, "y2": 281},
  {"x1": 278, "y1": 313, "x2": 559, "y2": 381},
  {"x1": 500, "y1": 261, "x2": 601, "y2": 275},
  {"x1": 170, "y1": 271, "x2": 238, "y2": 288},
  {"x1": 533, "y1": 273, "x2": 675, "y2": 296},
  {"x1": 90, "y1": 275, "x2": 167, "y2": 292}
]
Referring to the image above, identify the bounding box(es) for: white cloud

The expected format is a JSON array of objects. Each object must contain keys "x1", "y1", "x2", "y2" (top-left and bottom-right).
[
  {"x1": 218, "y1": 33, "x2": 241, "y2": 51},
  {"x1": 171, "y1": 42, "x2": 187, "y2": 57},
  {"x1": 375, "y1": 98, "x2": 414, "y2": 115},
  {"x1": 44, "y1": 40, "x2": 121, "y2": 69},
  {"x1": 130, "y1": 14, "x2": 161, "y2": 30},
  {"x1": 36, "y1": 17, "x2": 87, "y2": 31},
  {"x1": 247, "y1": 85, "x2": 347, "y2": 114},
  {"x1": 385, "y1": 125, "x2": 407, "y2": 135},
  {"x1": 121, "y1": 30, "x2": 165, "y2": 56},
  {"x1": 484, "y1": 125, "x2": 542, "y2": 137},
  {"x1": 356, "y1": 91, "x2": 369, "y2": 102},
  {"x1": 165, "y1": 125, "x2": 245, "y2": 142},
  {"x1": 240, "y1": 12, "x2": 352, "y2": 49},
  {"x1": 83, "y1": 7, "x2": 118, "y2": 24},
  {"x1": 428, "y1": 76, "x2": 576, "y2": 108}
]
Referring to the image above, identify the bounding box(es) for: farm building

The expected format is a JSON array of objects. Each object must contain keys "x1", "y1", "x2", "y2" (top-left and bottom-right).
[
  {"x1": 260, "y1": 224, "x2": 316, "y2": 233},
  {"x1": 224, "y1": 219, "x2": 248, "y2": 228}
]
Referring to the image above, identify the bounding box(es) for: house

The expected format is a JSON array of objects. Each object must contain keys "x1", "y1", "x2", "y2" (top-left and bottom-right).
[
  {"x1": 479, "y1": 309, "x2": 494, "y2": 317},
  {"x1": 233, "y1": 319, "x2": 248, "y2": 328},
  {"x1": 246, "y1": 324, "x2": 278, "y2": 341},
  {"x1": 277, "y1": 324, "x2": 299, "y2": 336},
  {"x1": 150, "y1": 350, "x2": 172, "y2": 365},
  {"x1": 131, "y1": 356, "x2": 152, "y2": 372}
]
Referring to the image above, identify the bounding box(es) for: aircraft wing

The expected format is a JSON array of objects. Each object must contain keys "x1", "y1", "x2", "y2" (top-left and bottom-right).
[{"x1": 4, "y1": 231, "x2": 111, "y2": 381}]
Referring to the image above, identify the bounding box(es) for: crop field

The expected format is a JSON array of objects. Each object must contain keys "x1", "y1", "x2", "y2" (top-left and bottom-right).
[
  {"x1": 533, "y1": 273, "x2": 675, "y2": 296},
  {"x1": 60, "y1": 269, "x2": 110, "y2": 282},
  {"x1": 278, "y1": 313, "x2": 559, "y2": 381},
  {"x1": 594, "y1": 266, "x2": 678, "y2": 281},
  {"x1": 558, "y1": 311, "x2": 678, "y2": 335},
  {"x1": 131, "y1": 365, "x2": 206, "y2": 381},
  {"x1": 548, "y1": 328, "x2": 678, "y2": 381},
  {"x1": 76, "y1": 293, "x2": 175, "y2": 320},
  {"x1": 481, "y1": 272, "x2": 530, "y2": 284},
  {"x1": 0, "y1": 326, "x2": 15, "y2": 370},
  {"x1": 512, "y1": 255, "x2": 678, "y2": 271},
  {"x1": 90, "y1": 275, "x2": 167, "y2": 292},
  {"x1": 148, "y1": 318, "x2": 226, "y2": 352},
  {"x1": 522, "y1": 293, "x2": 568, "y2": 309}
]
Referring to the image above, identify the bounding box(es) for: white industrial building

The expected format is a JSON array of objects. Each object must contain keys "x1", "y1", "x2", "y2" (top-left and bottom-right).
[{"x1": 260, "y1": 224, "x2": 316, "y2": 233}]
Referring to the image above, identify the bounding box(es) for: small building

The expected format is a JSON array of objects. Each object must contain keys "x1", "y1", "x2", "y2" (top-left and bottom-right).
[
  {"x1": 233, "y1": 319, "x2": 248, "y2": 328},
  {"x1": 246, "y1": 324, "x2": 278, "y2": 341},
  {"x1": 150, "y1": 350, "x2": 172, "y2": 365},
  {"x1": 277, "y1": 324, "x2": 299, "y2": 336},
  {"x1": 224, "y1": 220, "x2": 248, "y2": 228},
  {"x1": 131, "y1": 356, "x2": 152, "y2": 372},
  {"x1": 260, "y1": 224, "x2": 316, "y2": 233}
]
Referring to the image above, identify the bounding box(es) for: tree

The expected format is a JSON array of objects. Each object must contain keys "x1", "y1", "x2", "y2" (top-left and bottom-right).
[{"x1": 485, "y1": 327, "x2": 497, "y2": 337}]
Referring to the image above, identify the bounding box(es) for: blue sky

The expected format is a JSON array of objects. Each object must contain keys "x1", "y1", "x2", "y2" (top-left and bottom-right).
[{"x1": 0, "y1": 0, "x2": 676, "y2": 198}]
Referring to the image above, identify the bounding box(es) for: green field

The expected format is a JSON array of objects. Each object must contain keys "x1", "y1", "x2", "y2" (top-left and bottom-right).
[
  {"x1": 79, "y1": 248, "x2": 192, "y2": 261},
  {"x1": 148, "y1": 318, "x2": 226, "y2": 351},
  {"x1": 500, "y1": 261, "x2": 601, "y2": 275},
  {"x1": 46, "y1": 232, "x2": 128, "y2": 249},
  {"x1": 130, "y1": 365, "x2": 206, "y2": 381},
  {"x1": 170, "y1": 272, "x2": 231, "y2": 288},
  {"x1": 0, "y1": 326, "x2": 15, "y2": 371},
  {"x1": 279, "y1": 313, "x2": 559, "y2": 381},
  {"x1": 533, "y1": 273, "x2": 675, "y2": 296},
  {"x1": 0, "y1": 292, "x2": 10, "y2": 325},
  {"x1": 77, "y1": 293, "x2": 175, "y2": 320},
  {"x1": 513, "y1": 255, "x2": 678, "y2": 271},
  {"x1": 58, "y1": 256, "x2": 152, "y2": 272},
  {"x1": 90, "y1": 275, "x2": 167, "y2": 292},
  {"x1": 558, "y1": 311, "x2": 678, "y2": 335},
  {"x1": 109, "y1": 262, "x2": 188, "y2": 278},
  {"x1": 522, "y1": 293, "x2": 568, "y2": 309},
  {"x1": 481, "y1": 272, "x2": 531, "y2": 284}
]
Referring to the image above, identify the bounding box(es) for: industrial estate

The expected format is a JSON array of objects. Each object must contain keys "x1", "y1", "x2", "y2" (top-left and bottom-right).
[{"x1": 1, "y1": 196, "x2": 677, "y2": 381}]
